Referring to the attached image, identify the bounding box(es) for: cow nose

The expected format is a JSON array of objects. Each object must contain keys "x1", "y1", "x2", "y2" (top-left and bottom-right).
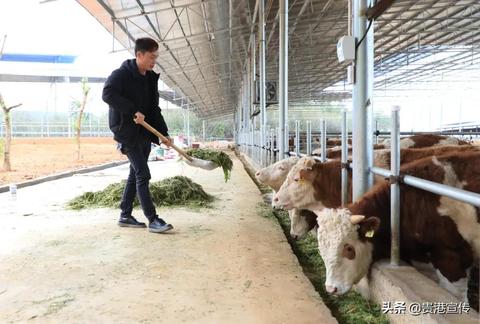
[{"x1": 326, "y1": 285, "x2": 337, "y2": 294}]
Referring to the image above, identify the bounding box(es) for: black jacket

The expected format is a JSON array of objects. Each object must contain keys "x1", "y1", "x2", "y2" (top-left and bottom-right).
[{"x1": 102, "y1": 59, "x2": 169, "y2": 146}]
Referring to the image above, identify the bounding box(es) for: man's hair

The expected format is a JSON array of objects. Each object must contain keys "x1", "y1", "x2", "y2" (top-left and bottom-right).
[{"x1": 135, "y1": 38, "x2": 159, "y2": 54}]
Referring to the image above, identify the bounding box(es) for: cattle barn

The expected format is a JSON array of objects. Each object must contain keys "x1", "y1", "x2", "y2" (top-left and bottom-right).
[{"x1": 1, "y1": 0, "x2": 480, "y2": 323}]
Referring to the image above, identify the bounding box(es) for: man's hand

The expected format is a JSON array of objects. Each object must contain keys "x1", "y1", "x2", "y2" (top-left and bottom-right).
[
  {"x1": 161, "y1": 136, "x2": 172, "y2": 147},
  {"x1": 133, "y1": 111, "x2": 145, "y2": 124}
]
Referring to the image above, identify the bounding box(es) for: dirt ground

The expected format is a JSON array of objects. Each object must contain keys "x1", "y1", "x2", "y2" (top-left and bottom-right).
[
  {"x1": 0, "y1": 153, "x2": 336, "y2": 323},
  {"x1": 0, "y1": 137, "x2": 126, "y2": 186}
]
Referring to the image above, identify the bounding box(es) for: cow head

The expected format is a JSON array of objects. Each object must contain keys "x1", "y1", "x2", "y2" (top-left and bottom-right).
[
  {"x1": 255, "y1": 157, "x2": 299, "y2": 192},
  {"x1": 290, "y1": 209, "x2": 318, "y2": 240},
  {"x1": 315, "y1": 208, "x2": 380, "y2": 295},
  {"x1": 272, "y1": 157, "x2": 322, "y2": 210}
]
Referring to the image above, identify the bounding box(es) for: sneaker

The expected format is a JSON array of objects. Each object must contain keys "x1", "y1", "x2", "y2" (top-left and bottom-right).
[
  {"x1": 118, "y1": 215, "x2": 147, "y2": 228},
  {"x1": 149, "y1": 217, "x2": 174, "y2": 233}
]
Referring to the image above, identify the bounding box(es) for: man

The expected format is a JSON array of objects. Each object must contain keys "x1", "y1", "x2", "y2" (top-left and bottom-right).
[{"x1": 102, "y1": 37, "x2": 173, "y2": 233}]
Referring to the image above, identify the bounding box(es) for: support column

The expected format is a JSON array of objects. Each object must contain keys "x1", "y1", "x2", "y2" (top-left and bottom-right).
[
  {"x1": 390, "y1": 105, "x2": 401, "y2": 266},
  {"x1": 341, "y1": 109, "x2": 349, "y2": 206},
  {"x1": 278, "y1": 0, "x2": 288, "y2": 160},
  {"x1": 352, "y1": 0, "x2": 374, "y2": 200},
  {"x1": 259, "y1": 0, "x2": 267, "y2": 165}
]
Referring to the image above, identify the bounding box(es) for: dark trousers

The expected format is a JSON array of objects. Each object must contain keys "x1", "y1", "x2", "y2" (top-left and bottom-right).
[{"x1": 119, "y1": 140, "x2": 156, "y2": 222}]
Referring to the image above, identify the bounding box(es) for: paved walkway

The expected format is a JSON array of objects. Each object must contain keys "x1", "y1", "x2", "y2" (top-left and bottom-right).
[{"x1": 0, "y1": 154, "x2": 336, "y2": 324}]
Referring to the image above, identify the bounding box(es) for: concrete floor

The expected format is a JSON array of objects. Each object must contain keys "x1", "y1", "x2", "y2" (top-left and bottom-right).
[{"x1": 0, "y1": 154, "x2": 336, "y2": 324}]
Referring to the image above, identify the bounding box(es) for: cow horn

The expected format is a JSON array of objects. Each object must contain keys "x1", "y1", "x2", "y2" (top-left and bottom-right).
[{"x1": 350, "y1": 215, "x2": 365, "y2": 224}]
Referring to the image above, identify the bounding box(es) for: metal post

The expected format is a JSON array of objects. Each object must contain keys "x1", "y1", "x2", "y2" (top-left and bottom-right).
[
  {"x1": 237, "y1": 100, "x2": 242, "y2": 146},
  {"x1": 295, "y1": 120, "x2": 300, "y2": 155},
  {"x1": 352, "y1": 0, "x2": 374, "y2": 201},
  {"x1": 341, "y1": 109, "x2": 349, "y2": 207},
  {"x1": 285, "y1": 123, "x2": 289, "y2": 156},
  {"x1": 306, "y1": 121, "x2": 312, "y2": 155},
  {"x1": 259, "y1": 0, "x2": 267, "y2": 166},
  {"x1": 279, "y1": 0, "x2": 288, "y2": 160},
  {"x1": 274, "y1": 127, "x2": 279, "y2": 162},
  {"x1": 243, "y1": 71, "x2": 248, "y2": 131},
  {"x1": 262, "y1": 126, "x2": 267, "y2": 167},
  {"x1": 321, "y1": 119, "x2": 327, "y2": 162},
  {"x1": 270, "y1": 127, "x2": 275, "y2": 164},
  {"x1": 390, "y1": 105, "x2": 401, "y2": 266}
]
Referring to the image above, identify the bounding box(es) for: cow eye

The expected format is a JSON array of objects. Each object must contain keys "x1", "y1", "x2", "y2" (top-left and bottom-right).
[
  {"x1": 342, "y1": 244, "x2": 356, "y2": 260},
  {"x1": 278, "y1": 166, "x2": 285, "y2": 171}
]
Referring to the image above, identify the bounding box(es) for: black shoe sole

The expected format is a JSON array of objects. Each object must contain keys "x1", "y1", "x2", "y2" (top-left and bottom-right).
[
  {"x1": 149, "y1": 224, "x2": 174, "y2": 233},
  {"x1": 118, "y1": 222, "x2": 147, "y2": 228}
]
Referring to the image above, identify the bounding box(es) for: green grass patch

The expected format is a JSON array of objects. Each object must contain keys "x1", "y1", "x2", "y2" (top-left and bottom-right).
[
  {"x1": 186, "y1": 148, "x2": 233, "y2": 182},
  {"x1": 241, "y1": 150, "x2": 388, "y2": 324},
  {"x1": 67, "y1": 175, "x2": 215, "y2": 210},
  {"x1": 272, "y1": 210, "x2": 388, "y2": 324},
  {"x1": 256, "y1": 202, "x2": 277, "y2": 220}
]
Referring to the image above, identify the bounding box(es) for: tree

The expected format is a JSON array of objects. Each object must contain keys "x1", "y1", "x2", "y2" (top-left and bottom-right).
[
  {"x1": 0, "y1": 92, "x2": 21, "y2": 171},
  {"x1": 73, "y1": 78, "x2": 90, "y2": 160}
]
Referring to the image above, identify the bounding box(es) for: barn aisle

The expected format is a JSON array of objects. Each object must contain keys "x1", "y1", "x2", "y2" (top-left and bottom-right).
[{"x1": 0, "y1": 152, "x2": 336, "y2": 324}]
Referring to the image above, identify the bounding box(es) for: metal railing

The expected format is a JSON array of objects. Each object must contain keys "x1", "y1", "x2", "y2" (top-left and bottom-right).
[{"x1": 237, "y1": 107, "x2": 480, "y2": 267}]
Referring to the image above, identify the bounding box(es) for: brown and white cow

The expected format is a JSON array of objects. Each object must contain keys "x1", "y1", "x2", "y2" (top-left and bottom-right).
[
  {"x1": 255, "y1": 157, "x2": 299, "y2": 192},
  {"x1": 255, "y1": 157, "x2": 317, "y2": 239},
  {"x1": 314, "y1": 152, "x2": 480, "y2": 301},
  {"x1": 382, "y1": 134, "x2": 470, "y2": 149},
  {"x1": 272, "y1": 145, "x2": 479, "y2": 238},
  {"x1": 312, "y1": 134, "x2": 467, "y2": 160},
  {"x1": 312, "y1": 144, "x2": 386, "y2": 159},
  {"x1": 272, "y1": 157, "x2": 350, "y2": 211},
  {"x1": 373, "y1": 144, "x2": 480, "y2": 169}
]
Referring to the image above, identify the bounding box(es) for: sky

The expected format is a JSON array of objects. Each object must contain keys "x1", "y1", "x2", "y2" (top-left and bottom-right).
[
  {"x1": 0, "y1": 0, "x2": 177, "y2": 117},
  {"x1": 0, "y1": 0, "x2": 131, "y2": 75}
]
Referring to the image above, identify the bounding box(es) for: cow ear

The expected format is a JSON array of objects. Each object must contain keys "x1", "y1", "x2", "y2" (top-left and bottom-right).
[
  {"x1": 297, "y1": 168, "x2": 315, "y2": 182},
  {"x1": 358, "y1": 217, "x2": 380, "y2": 238},
  {"x1": 303, "y1": 158, "x2": 316, "y2": 170}
]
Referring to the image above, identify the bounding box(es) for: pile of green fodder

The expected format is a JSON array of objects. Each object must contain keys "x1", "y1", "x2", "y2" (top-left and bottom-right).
[
  {"x1": 260, "y1": 205, "x2": 389, "y2": 324},
  {"x1": 67, "y1": 176, "x2": 215, "y2": 210},
  {"x1": 185, "y1": 148, "x2": 233, "y2": 182}
]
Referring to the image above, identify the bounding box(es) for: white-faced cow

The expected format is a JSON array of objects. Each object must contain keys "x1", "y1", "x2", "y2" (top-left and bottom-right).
[
  {"x1": 373, "y1": 144, "x2": 480, "y2": 169},
  {"x1": 255, "y1": 157, "x2": 317, "y2": 239},
  {"x1": 382, "y1": 134, "x2": 470, "y2": 149},
  {"x1": 314, "y1": 152, "x2": 480, "y2": 301},
  {"x1": 273, "y1": 145, "x2": 479, "y2": 239},
  {"x1": 255, "y1": 157, "x2": 299, "y2": 192}
]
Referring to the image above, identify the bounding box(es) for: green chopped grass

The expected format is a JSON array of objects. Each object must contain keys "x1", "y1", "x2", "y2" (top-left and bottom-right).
[
  {"x1": 239, "y1": 151, "x2": 389, "y2": 324},
  {"x1": 273, "y1": 209, "x2": 389, "y2": 324},
  {"x1": 186, "y1": 148, "x2": 233, "y2": 182},
  {"x1": 67, "y1": 175, "x2": 215, "y2": 210}
]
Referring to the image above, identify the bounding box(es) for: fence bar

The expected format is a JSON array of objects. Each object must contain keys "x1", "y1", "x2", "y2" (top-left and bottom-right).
[
  {"x1": 341, "y1": 109, "x2": 349, "y2": 207},
  {"x1": 321, "y1": 119, "x2": 327, "y2": 162},
  {"x1": 370, "y1": 167, "x2": 480, "y2": 208},
  {"x1": 306, "y1": 121, "x2": 312, "y2": 155},
  {"x1": 295, "y1": 120, "x2": 300, "y2": 155},
  {"x1": 390, "y1": 105, "x2": 401, "y2": 266}
]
